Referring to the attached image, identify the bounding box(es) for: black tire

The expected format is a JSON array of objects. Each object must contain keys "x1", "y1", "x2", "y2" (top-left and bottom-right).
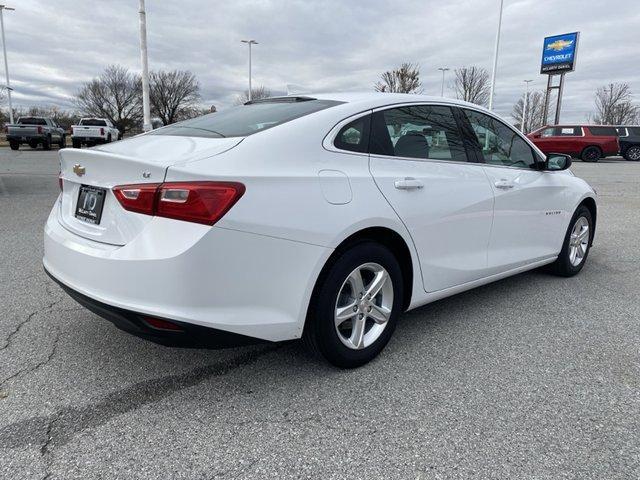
[
  {"x1": 72, "y1": 139, "x2": 81, "y2": 149},
  {"x1": 548, "y1": 205, "x2": 593, "y2": 277},
  {"x1": 624, "y1": 146, "x2": 640, "y2": 161},
  {"x1": 107, "y1": 134, "x2": 112, "y2": 143},
  {"x1": 581, "y1": 146, "x2": 601, "y2": 162},
  {"x1": 59, "y1": 135, "x2": 66, "y2": 149},
  {"x1": 303, "y1": 242, "x2": 403, "y2": 368},
  {"x1": 42, "y1": 135, "x2": 52, "y2": 151},
  {"x1": 9, "y1": 140, "x2": 19, "y2": 150},
  {"x1": 29, "y1": 140, "x2": 38, "y2": 149}
]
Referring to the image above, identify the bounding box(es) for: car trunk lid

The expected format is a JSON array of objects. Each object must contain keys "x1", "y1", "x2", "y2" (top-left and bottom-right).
[{"x1": 58, "y1": 135, "x2": 243, "y2": 245}]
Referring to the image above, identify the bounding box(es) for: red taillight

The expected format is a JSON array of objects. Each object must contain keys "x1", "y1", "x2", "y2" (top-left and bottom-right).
[
  {"x1": 112, "y1": 183, "x2": 160, "y2": 215},
  {"x1": 112, "y1": 181, "x2": 245, "y2": 225},
  {"x1": 100, "y1": 127, "x2": 105, "y2": 135},
  {"x1": 37, "y1": 126, "x2": 43, "y2": 134}
]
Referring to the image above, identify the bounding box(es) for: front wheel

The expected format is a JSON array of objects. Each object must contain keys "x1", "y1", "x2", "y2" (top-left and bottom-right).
[
  {"x1": 304, "y1": 242, "x2": 403, "y2": 368},
  {"x1": 9, "y1": 140, "x2": 19, "y2": 150},
  {"x1": 624, "y1": 146, "x2": 640, "y2": 161},
  {"x1": 548, "y1": 205, "x2": 593, "y2": 277},
  {"x1": 42, "y1": 135, "x2": 52, "y2": 151},
  {"x1": 581, "y1": 146, "x2": 601, "y2": 162}
]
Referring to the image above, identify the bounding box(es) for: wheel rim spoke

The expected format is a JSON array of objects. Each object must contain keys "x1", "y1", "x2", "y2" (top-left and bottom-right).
[
  {"x1": 368, "y1": 304, "x2": 391, "y2": 324},
  {"x1": 350, "y1": 315, "x2": 366, "y2": 349},
  {"x1": 335, "y1": 302, "x2": 357, "y2": 327},
  {"x1": 365, "y1": 269, "x2": 388, "y2": 300},
  {"x1": 347, "y1": 269, "x2": 365, "y2": 296}
]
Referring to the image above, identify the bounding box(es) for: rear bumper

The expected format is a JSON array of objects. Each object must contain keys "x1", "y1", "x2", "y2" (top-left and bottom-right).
[
  {"x1": 73, "y1": 136, "x2": 107, "y2": 143},
  {"x1": 44, "y1": 200, "x2": 331, "y2": 342},
  {"x1": 45, "y1": 267, "x2": 264, "y2": 348},
  {"x1": 7, "y1": 135, "x2": 46, "y2": 142}
]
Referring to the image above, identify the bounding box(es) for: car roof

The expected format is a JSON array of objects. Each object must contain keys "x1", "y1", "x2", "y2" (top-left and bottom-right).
[{"x1": 269, "y1": 91, "x2": 495, "y2": 115}]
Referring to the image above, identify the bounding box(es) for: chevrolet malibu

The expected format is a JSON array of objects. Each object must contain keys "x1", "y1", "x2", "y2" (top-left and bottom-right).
[{"x1": 44, "y1": 93, "x2": 597, "y2": 368}]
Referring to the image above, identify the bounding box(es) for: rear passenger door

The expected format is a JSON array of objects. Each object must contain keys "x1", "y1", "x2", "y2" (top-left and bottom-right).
[{"x1": 368, "y1": 104, "x2": 495, "y2": 292}]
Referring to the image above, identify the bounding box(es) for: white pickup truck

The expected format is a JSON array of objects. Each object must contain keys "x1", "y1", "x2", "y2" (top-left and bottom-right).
[{"x1": 71, "y1": 118, "x2": 121, "y2": 148}]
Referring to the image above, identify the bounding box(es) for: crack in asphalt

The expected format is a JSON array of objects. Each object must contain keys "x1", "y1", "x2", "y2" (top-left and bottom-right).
[
  {"x1": 0, "y1": 326, "x2": 62, "y2": 389},
  {"x1": 0, "y1": 344, "x2": 281, "y2": 456},
  {"x1": 0, "y1": 297, "x2": 63, "y2": 352}
]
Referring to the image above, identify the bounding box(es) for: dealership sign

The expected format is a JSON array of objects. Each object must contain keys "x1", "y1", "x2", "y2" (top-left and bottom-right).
[{"x1": 540, "y1": 32, "x2": 580, "y2": 74}]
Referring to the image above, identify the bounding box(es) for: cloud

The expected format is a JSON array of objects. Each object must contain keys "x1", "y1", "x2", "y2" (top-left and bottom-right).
[{"x1": 3, "y1": 0, "x2": 639, "y2": 123}]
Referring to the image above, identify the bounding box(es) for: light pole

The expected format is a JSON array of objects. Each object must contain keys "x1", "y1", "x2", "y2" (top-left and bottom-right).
[
  {"x1": 138, "y1": 0, "x2": 151, "y2": 132},
  {"x1": 437, "y1": 67, "x2": 449, "y2": 97},
  {"x1": 241, "y1": 39, "x2": 258, "y2": 101},
  {"x1": 0, "y1": 5, "x2": 15, "y2": 124},
  {"x1": 521, "y1": 79, "x2": 533, "y2": 133},
  {"x1": 488, "y1": 0, "x2": 504, "y2": 111}
]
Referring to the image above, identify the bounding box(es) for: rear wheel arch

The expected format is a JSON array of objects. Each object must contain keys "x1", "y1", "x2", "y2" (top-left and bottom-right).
[{"x1": 311, "y1": 227, "x2": 414, "y2": 315}]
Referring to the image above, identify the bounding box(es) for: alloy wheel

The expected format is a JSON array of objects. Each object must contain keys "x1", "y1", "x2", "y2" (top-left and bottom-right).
[
  {"x1": 334, "y1": 262, "x2": 393, "y2": 350},
  {"x1": 568, "y1": 216, "x2": 589, "y2": 267}
]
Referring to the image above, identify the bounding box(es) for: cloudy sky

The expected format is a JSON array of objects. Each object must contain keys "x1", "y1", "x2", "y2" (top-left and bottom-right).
[{"x1": 4, "y1": 0, "x2": 639, "y2": 122}]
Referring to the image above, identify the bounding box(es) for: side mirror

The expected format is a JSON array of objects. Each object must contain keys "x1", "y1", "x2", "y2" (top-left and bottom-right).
[
  {"x1": 532, "y1": 133, "x2": 541, "y2": 139},
  {"x1": 545, "y1": 153, "x2": 572, "y2": 171}
]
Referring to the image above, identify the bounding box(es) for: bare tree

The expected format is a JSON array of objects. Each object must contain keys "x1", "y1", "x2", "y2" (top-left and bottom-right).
[
  {"x1": 512, "y1": 91, "x2": 545, "y2": 133},
  {"x1": 234, "y1": 86, "x2": 272, "y2": 105},
  {"x1": 374, "y1": 63, "x2": 422, "y2": 94},
  {"x1": 593, "y1": 83, "x2": 638, "y2": 125},
  {"x1": 149, "y1": 70, "x2": 201, "y2": 125},
  {"x1": 75, "y1": 65, "x2": 143, "y2": 134},
  {"x1": 454, "y1": 66, "x2": 490, "y2": 106}
]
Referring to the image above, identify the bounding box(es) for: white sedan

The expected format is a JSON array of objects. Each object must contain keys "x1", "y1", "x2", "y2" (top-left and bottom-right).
[{"x1": 44, "y1": 93, "x2": 597, "y2": 368}]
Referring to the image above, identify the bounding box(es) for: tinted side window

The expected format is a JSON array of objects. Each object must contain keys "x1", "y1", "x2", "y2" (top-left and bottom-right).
[
  {"x1": 628, "y1": 127, "x2": 640, "y2": 136},
  {"x1": 615, "y1": 127, "x2": 628, "y2": 137},
  {"x1": 588, "y1": 126, "x2": 617, "y2": 136},
  {"x1": 334, "y1": 115, "x2": 370, "y2": 153},
  {"x1": 463, "y1": 109, "x2": 537, "y2": 168},
  {"x1": 369, "y1": 105, "x2": 467, "y2": 161},
  {"x1": 557, "y1": 126, "x2": 581, "y2": 136}
]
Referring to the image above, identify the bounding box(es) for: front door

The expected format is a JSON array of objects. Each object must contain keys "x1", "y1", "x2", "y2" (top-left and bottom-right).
[
  {"x1": 368, "y1": 104, "x2": 495, "y2": 292},
  {"x1": 461, "y1": 108, "x2": 569, "y2": 272}
]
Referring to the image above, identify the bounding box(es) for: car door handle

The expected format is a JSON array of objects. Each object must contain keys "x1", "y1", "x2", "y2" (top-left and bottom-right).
[
  {"x1": 494, "y1": 179, "x2": 515, "y2": 189},
  {"x1": 394, "y1": 178, "x2": 424, "y2": 190}
]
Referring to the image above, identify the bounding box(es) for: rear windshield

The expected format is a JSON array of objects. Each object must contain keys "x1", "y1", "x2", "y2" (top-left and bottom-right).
[
  {"x1": 588, "y1": 126, "x2": 617, "y2": 136},
  {"x1": 17, "y1": 117, "x2": 47, "y2": 125},
  {"x1": 150, "y1": 98, "x2": 343, "y2": 138},
  {"x1": 79, "y1": 119, "x2": 107, "y2": 126}
]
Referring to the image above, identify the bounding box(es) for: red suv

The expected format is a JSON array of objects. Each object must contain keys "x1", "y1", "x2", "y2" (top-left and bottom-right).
[{"x1": 528, "y1": 125, "x2": 619, "y2": 162}]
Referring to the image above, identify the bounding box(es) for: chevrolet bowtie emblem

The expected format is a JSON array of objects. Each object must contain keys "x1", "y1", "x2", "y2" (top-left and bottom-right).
[{"x1": 73, "y1": 164, "x2": 85, "y2": 176}]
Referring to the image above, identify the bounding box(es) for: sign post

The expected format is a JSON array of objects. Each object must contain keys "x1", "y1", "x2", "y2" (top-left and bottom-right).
[{"x1": 540, "y1": 32, "x2": 579, "y2": 125}]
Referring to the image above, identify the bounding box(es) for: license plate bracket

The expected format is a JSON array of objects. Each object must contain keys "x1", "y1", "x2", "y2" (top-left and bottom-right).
[{"x1": 75, "y1": 185, "x2": 106, "y2": 225}]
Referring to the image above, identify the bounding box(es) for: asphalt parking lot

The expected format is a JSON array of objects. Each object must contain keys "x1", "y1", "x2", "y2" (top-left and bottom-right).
[{"x1": 1, "y1": 147, "x2": 639, "y2": 480}]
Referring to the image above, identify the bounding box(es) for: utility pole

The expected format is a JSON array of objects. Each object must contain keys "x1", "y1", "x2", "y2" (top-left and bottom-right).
[
  {"x1": 488, "y1": 0, "x2": 504, "y2": 111},
  {"x1": 138, "y1": 0, "x2": 152, "y2": 132},
  {"x1": 437, "y1": 67, "x2": 449, "y2": 97},
  {"x1": 521, "y1": 79, "x2": 533, "y2": 133},
  {"x1": 241, "y1": 39, "x2": 258, "y2": 101},
  {"x1": 0, "y1": 4, "x2": 15, "y2": 124}
]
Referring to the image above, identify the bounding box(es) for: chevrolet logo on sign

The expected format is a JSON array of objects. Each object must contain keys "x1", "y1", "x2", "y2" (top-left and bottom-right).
[
  {"x1": 546, "y1": 39, "x2": 574, "y2": 52},
  {"x1": 73, "y1": 164, "x2": 86, "y2": 176}
]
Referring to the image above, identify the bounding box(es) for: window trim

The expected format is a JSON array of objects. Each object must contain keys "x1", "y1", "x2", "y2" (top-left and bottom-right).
[{"x1": 323, "y1": 109, "x2": 374, "y2": 156}]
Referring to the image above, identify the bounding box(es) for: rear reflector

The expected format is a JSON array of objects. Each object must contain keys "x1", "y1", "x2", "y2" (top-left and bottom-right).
[
  {"x1": 143, "y1": 316, "x2": 184, "y2": 332},
  {"x1": 112, "y1": 181, "x2": 245, "y2": 225}
]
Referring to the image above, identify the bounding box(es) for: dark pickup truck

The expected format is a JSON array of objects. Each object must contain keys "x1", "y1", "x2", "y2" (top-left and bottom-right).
[{"x1": 5, "y1": 116, "x2": 66, "y2": 150}]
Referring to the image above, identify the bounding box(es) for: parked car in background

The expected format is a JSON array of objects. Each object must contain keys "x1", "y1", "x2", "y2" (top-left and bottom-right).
[
  {"x1": 527, "y1": 125, "x2": 619, "y2": 162},
  {"x1": 71, "y1": 118, "x2": 120, "y2": 148},
  {"x1": 44, "y1": 93, "x2": 597, "y2": 368},
  {"x1": 615, "y1": 125, "x2": 640, "y2": 161},
  {"x1": 5, "y1": 116, "x2": 66, "y2": 151}
]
